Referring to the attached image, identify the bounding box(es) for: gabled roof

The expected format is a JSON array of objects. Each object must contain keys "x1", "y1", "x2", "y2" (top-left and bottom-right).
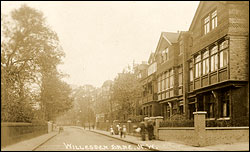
[
  {"x1": 148, "y1": 52, "x2": 155, "y2": 64},
  {"x1": 154, "y1": 32, "x2": 180, "y2": 58},
  {"x1": 189, "y1": 1, "x2": 203, "y2": 31},
  {"x1": 162, "y1": 32, "x2": 180, "y2": 44}
]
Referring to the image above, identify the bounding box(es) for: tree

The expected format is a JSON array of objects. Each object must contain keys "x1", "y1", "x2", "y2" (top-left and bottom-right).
[
  {"x1": 111, "y1": 66, "x2": 143, "y2": 121},
  {"x1": 70, "y1": 85, "x2": 96, "y2": 126},
  {"x1": 1, "y1": 4, "x2": 72, "y2": 122}
]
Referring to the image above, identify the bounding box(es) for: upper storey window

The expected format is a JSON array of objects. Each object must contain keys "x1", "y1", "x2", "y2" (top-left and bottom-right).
[
  {"x1": 204, "y1": 16, "x2": 210, "y2": 35},
  {"x1": 203, "y1": 9, "x2": 217, "y2": 35},
  {"x1": 161, "y1": 48, "x2": 169, "y2": 63},
  {"x1": 211, "y1": 10, "x2": 217, "y2": 30}
]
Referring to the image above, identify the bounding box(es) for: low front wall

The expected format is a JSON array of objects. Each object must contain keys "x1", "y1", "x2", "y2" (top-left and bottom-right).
[
  {"x1": 158, "y1": 127, "x2": 196, "y2": 146},
  {"x1": 205, "y1": 127, "x2": 249, "y2": 146},
  {"x1": 1, "y1": 122, "x2": 48, "y2": 148},
  {"x1": 158, "y1": 127, "x2": 249, "y2": 146}
]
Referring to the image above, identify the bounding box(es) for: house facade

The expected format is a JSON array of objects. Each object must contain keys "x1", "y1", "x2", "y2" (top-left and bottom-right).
[
  {"x1": 185, "y1": 1, "x2": 249, "y2": 123},
  {"x1": 154, "y1": 32, "x2": 184, "y2": 119},
  {"x1": 141, "y1": 53, "x2": 160, "y2": 117},
  {"x1": 139, "y1": 1, "x2": 249, "y2": 125}
]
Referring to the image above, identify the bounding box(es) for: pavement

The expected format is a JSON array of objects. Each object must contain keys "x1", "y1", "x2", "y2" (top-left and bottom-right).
[
  {"x1": 86, "y1": 128, "x2": 249, "y2": 151},
  {"x1": 1, "y1": 126, "x2": 249, "y2": 151},
  {"x1": 1, "y1": 131, "x2": 58, "y2": 151}
]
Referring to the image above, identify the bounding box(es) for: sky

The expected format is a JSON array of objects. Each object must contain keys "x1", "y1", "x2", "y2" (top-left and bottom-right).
[{"x1": 1, "y1": 1, "x2": 200, "y2": 88}]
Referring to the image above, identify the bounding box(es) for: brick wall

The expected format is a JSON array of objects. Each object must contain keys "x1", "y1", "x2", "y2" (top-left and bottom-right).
[
  {"x1": 1, "y1": 122, "x2": 48, "y2": 148},
  {"x1": 205, "y1": 127, "x2": 249, "y2": 146},
  {"x1": 229, "y1": 35, "x2": 249, "y2": 81},
  {"x1": 158, "y1": 127, "x2": 196, "y2": 146}
]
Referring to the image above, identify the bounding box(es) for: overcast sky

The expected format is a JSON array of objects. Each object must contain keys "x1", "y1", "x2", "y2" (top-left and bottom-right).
[{"x1": 1, "y1": 1, "x2": 200, "y2": 88}]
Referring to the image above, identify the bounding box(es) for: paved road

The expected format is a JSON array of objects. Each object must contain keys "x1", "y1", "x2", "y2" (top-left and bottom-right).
[{"x1": 35, "y1": 126, "x2": 150, "y2": 151}]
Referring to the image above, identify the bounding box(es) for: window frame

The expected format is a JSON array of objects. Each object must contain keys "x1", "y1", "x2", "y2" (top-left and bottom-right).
[
  {"x1": 210, "y1": 45, "x2": 218, "y2": 72},
  {"x1": 219, "y1": 39, "x2": 229, "y2": 69},
  {"x1": 202, "y1": 49, "x2": 210, "y2": 75},
  {"x1": 203, "y1": 9, "x2": 218, "y2": 35},
  {"x1": 189, "y1": 59, "x2": 194, "y2": 82},
  {"x1": 195, "y1": 54, "x2": 201, "y2": 78}
]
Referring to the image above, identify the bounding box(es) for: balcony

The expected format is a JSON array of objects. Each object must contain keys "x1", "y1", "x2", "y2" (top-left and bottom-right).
[{"x1": 189, "y1": 67, "x2": 228, "y2": 91}]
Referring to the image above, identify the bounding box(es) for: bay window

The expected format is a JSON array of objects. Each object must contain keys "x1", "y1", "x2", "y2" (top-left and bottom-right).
[
  {"x1": 178, "y1": 66, "x2": 183, "y2": 86},
  {"x1": 166, "y1": 71, "x2": 169, "y2": 89},
  {"x1": 189, "y1": 60, "x2": 193, "y2": 82},
  {"x1": 202, "y1": 50, "x2": 209, "y2": 75},
  {"x1": 162, "y1": 73, "x2": 166, "y2": 91},
  {"x1": 195, "y1": 54, "x2": 201, "y2": 78},
  {"x1": 210, "y1": 45, "x2": 218, "y2": 72},
  {"x1": 219, "y1": 39, "x2": 229, "y2": 68},
  {"x1": 169, "y1": 69, "x2": 174, "y2": 88}
]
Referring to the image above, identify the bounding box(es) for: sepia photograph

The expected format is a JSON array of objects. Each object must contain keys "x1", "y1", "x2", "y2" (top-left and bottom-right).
[{"x1": 1, "y1": 1, "x2": 249, "y2": 151}]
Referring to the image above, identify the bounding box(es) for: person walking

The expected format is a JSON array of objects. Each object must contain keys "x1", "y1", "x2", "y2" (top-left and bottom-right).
[
  {"x1": 122, "y1": 125, "x2": 127, "y2": 138},
  {"x1": 147, "y1": 120, "x2": 154, "y2": 140},
  {"x1": 119, "y1": 125, "x2": 123, "y2": 138},
  {"x1": 110, "y1": 125, "x2": 114, "y2": 135},
  {"x1": 117, "y1": 123, "x2": 121, "y2": 135},
  {"x1": 139, "y1": 121, "x2": 146, "y2": 141}
]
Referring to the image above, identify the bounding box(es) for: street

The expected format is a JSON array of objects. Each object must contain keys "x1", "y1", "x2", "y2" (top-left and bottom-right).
[{"x1": 34, "y1": 127, "x2": 150, "y2": 151}]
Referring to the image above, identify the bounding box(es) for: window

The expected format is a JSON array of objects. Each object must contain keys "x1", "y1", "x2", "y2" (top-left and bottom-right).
[
  {"x1": 178, "y1": 66, "x2": 183, "y2": 95},
  {"x1": 166, "y1": 71, "x2": 169, "y2": 89},
  {"x1": 204, "y1": 9, "x2": 217, "y2": 35},
  {"x1": 195, "y1": 54, "x2": 201, "y2": 78},
  {"x1": 166, "y1": 48, "x2": 169, "y2": 61},
  {"x1": 204, "y1": 15, "x2": 210, "y2": 35},
  {"x1": 202, "y1": 50, "x2": 209, "y2": 75},
  {"x1": 157, "y1": 76, "x2": 161, "y2": 93},
  {"x1": 162, "y1": 48, "x2": 169, "y2": 62},
  {"x1": 189, "y1": 60, "x2": 193, "y2": 82},
  {"x1": 210, "y1": 45, "x2": 218, "y2": 72},
  {"x1": 178, "y1": 66, "x2": 183, "y2": 86},
  {"x1": 162, "y1": 73, "x2": 166, "y2": 91},
  {"x1": 221, "y1": 90, "x2": 230, "y2": 117},
  {"x1": 211, "y1": 10, "x2": 217, "y2": 30},
  {"x1": 179, "y1": 45, "x2": 183, "y2": 55},
  {"x1": 219, "y1": 40, "x2": 229, "y2": 68},
  {"x1": 169, "y1": 69, "x2": 174, "y2": 88},
  {"x1": 207, "y1": 94, "x2": 215, "y2": 118}
]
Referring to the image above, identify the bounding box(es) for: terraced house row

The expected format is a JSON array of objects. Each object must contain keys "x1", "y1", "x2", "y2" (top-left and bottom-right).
[{"x1": 138, "y1": 1, "x2": 249, "y2": 124}]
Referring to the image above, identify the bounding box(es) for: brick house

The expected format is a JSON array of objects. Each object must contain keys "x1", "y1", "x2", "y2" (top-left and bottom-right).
[
  {"x1": 141, "y1": 53, "x2": 161, "y2": 117},
  {"x1": 184, "y1": 1, "x2": 249, "y2": 123},
  {"x1": 154, "y1": 32, "x2": 186, "y2": 119},
  {"x1": 139, "y1": 2, "x2": 249, "y2": 126}
]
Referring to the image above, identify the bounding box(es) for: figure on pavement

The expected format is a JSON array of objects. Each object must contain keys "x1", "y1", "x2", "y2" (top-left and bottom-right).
[
  {"x1": 139, "y1": 121, "x2": 146, "y2": 141},
  {"x1": 119, "y1": 125, "x2": 123, "y2": 138},
  {"x1": 147, "y1": 120, "x2": 154, "y2": 140},
  {"x1": 110, "y1": 125, "x2": 114, "y2": 135},
  {"x1": 122, "y1": 125, "x2": 127, "y2": 138}
]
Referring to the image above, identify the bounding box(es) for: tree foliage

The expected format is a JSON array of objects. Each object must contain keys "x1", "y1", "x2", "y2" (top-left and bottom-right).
[
  {"x1": 111, "y1": 66, "x2": 143, "y2": 121},
  {"x1": 1, "y1": 4, "x2": 72, "y2": 122}
]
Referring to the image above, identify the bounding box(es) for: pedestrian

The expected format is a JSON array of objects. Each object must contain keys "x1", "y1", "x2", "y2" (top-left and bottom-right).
[
  {"x1": 117, "y1": 123, "x2": 120, "y2": 135},
  {"x1": 110, "y1": 125, "x2": 114, "y2": 135},
  {"x1": 119, "y1": 125, "x2": 123, "y2": 138},
  {"x1": 147, "y1": 120, "x2": 154, "y2": 140},
  {"x1": 139, "y1": 121, "x2": 146, "y2": 141},
  {"x1": 122, "y1": 125, "x2": 127, "y2": 138}
]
